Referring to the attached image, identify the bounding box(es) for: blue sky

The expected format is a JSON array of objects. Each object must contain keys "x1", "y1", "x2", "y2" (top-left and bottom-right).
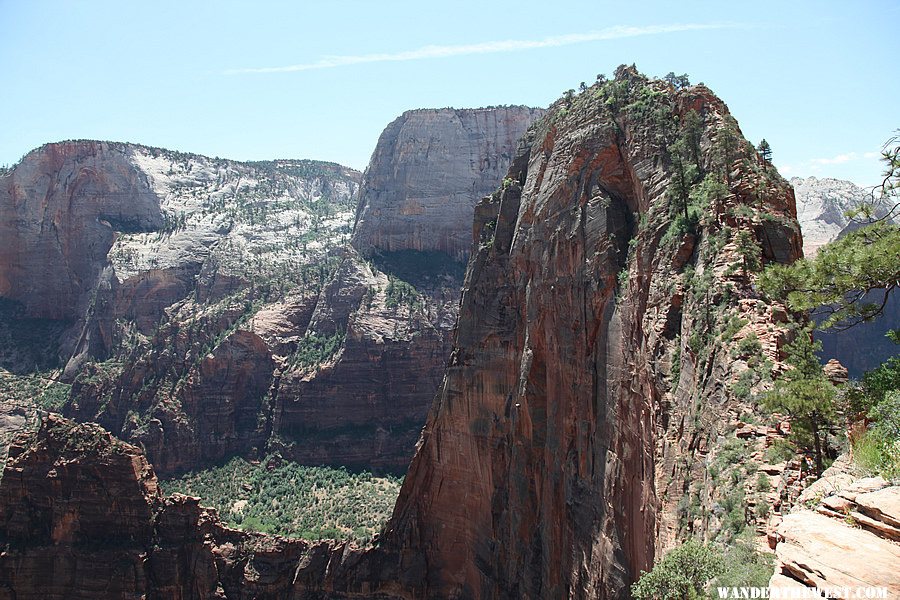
[{"x1": 1, "y1": 1, "x2": 897, "y2": 185}]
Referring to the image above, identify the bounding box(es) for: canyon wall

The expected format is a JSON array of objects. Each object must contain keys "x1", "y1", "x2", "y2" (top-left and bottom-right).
[
  {"x1": 0, "y1": 106, "x2": 544, "y2": 476},
  {"x1": 352, "y1": 107, "x2": 545, "y2": 262},
  {"x1": 0, "y1": 415, "x2": 339, "y2": 599}
]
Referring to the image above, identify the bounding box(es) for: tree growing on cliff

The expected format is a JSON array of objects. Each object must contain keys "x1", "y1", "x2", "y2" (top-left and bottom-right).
[
  {"x1": 846, "y1": 356, "x2": 900, "y2": 478},
  {"x1": 670, "y1": 136, "x2": 700, "y2": 223},
  {"x1": 761, "y1": 330, "x2": 838, "y2": 476},
  {"x1": 757, "y1": 139, "x2": 772, "y2": 162},
  {"x1": 664, "y1": 72, "x2": 691, "y2": 90},
  {"x1": 714, "y1": 122, "x2": 741, "y2": 186},
  {"x1": 683, "y1": 110, "x2": 704, "y2": 169},
  {"x1": 733, "y1": 229, "x2": 762, "y2": 277}
]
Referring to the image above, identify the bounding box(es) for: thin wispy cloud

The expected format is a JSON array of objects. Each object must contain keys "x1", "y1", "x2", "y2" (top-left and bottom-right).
[
  {"x1": 226, "y1": 23, "x2": 737, "y2": 75},
  {"x1": 811, "y1": 153, "x2": 859, "y2": 166},
  {"x1": 809, "y1": 151, "x2": 881, "y2": 166}
]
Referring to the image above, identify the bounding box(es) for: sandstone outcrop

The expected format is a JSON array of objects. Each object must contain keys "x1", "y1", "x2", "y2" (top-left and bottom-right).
[
  {"x1": 0, "y1": 415, "x2": 161, "y2": 599},
  {"x1": 769, "y1": 463, "x2": 900, "y2": 597},
  {"x1": 0, "y1": 142, "x2": 164, "y2": 322}
]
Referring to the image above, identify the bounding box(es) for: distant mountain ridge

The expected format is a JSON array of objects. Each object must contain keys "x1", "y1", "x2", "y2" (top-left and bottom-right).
[{"x1": 791, "y1": 175, "x2": 871, "y2": 256}]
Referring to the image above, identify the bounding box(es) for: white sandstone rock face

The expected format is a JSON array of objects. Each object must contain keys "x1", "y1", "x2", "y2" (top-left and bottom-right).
[
  {"x1": 790, "y1": 176, "x2": 871, "y2": 257},
  {"x1": 352, "y1": 106, "x2": 545, "y2": 262},
  {"x1": 112, "y1": 147, "x2": 359, "y2": 282}
]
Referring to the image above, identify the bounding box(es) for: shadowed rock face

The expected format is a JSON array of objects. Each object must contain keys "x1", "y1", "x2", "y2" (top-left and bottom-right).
[
  {"x1": 0, "y1": 415, "x2": 161, "y2": 599},
  {"x1": 269, "y1": 247, "x2": 459, "y2": 471},
  {"x1": 352, "y1": 107, "x2": 546, "y2": 262}
]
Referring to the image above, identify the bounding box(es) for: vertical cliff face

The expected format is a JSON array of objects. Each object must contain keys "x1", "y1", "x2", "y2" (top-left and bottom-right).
[
  {"x1": 0, "y1": 141, "x2": 163, "y2": 322},
  {"x1": 352, "y1": 107, "x2": 546, "y2": 262},
  {"x1": 271, "y1": 249, "x2": 459, "y2": 470},
  {"x1": 374, "y1": 67, "x2": 800, "y2": 598}
]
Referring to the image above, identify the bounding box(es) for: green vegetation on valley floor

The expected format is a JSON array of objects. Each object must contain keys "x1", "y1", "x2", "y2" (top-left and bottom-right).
[{"x1": 160, "y1": 454, "x2": 402, "y2": 542}]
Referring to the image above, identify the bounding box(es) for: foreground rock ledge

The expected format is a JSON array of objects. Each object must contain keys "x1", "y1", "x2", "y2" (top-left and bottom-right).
[{"x1": 768, "y1": 462, "x2": 900, "y2": 597}]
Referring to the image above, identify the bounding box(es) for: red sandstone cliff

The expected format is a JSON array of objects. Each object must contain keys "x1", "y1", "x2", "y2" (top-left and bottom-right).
[{"x1": 368, "y1": 66, "x2": 801, "y2": 598}]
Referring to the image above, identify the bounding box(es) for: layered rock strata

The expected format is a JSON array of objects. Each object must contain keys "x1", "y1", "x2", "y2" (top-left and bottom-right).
[
  {"x1": 768, "y1": 460, "x2": 900, "y2": 597},
  {"x1": 0, "y1": 141, "x2": 365, "y2": 473}
]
